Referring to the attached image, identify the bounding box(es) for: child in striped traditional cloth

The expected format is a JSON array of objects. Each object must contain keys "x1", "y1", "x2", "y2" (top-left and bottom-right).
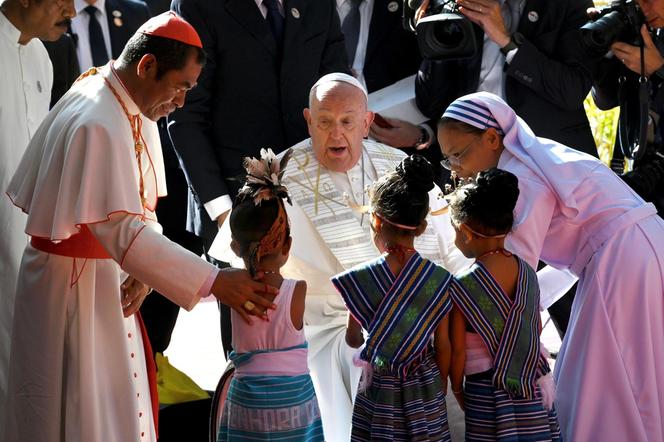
[
  {"x1": 331, "y1": 155, "x2": 453, "y2": 441},
  {"x1": 448, "y1": 168, "x2": 560, "y2": 441},
  {"x1": 217, "y1": 148, "x2": 324, "y2": 442}
]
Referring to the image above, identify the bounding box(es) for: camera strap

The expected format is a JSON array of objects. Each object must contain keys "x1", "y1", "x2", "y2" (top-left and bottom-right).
[{"x1": 617, "y1": 38, "x2": 649, "y2": 163}]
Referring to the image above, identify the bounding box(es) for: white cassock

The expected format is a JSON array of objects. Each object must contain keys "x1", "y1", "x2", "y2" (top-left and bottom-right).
[
  {"x1": 0, "y1": 12, "x2": 53, "y2": 438},
  {"x1": 210, "y1": 138, "x2": 471, "y2": 442},
  {"x1": 4, "y1": 64, "x2": 219, "y2": 442}
]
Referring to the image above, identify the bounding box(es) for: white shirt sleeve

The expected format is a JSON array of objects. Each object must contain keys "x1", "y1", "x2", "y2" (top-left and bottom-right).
[
  {"x1": 88, "y1": 212, "x2": 218, "y2": 311},
  {"x1": 505, "y1": 47, "x2": 519, "y2": 64},
  {"x1": 204, "y1": 194, "x2": 233, "y2": 222}
]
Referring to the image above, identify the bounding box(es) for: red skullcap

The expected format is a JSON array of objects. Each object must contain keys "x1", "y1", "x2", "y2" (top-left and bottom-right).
[{"x1": 137, "y1": 11, "x2": 202, "y2": 48}]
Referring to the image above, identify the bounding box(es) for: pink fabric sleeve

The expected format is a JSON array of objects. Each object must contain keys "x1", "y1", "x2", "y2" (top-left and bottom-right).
[
  {"x1": 198, "y1": 270, "x2": 219, "y2": 300},
  {"x1": 505, "y1": 173, "x2": 557, "y2": 270},
  {"x1": 88, "y1": 212, "x2": 218, "y2": 311}
]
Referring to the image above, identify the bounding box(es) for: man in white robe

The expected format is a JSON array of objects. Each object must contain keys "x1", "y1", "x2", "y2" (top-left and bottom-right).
[
  {"x1": 0, "y1": 0, "x2": 76, "y2": 436},
  {"x1": 3, "y1": 12, "x2": 276, "y2": 442},
  {"x1": 211, "y1": 73, "x2": 470, "y2": 441}
]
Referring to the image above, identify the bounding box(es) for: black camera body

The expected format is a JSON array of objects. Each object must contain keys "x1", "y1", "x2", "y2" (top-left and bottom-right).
[
  {"x1": 405, "y1": 0, "x2": 478, "y2": 60},
  {"x1": 580, "y1": 0, "x2": 646, "y2": 56},
  {"x1": 622, "y1": 144, "x2": 664, "y2": 215}
]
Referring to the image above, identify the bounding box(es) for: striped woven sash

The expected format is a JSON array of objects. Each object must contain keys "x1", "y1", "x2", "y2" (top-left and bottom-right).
[
  {"x1": 452, "y1": 257, "x2": 548, "y2": 399},
  {"x1": 332, "y1": 253, "x2": 452, "y2": 375}
]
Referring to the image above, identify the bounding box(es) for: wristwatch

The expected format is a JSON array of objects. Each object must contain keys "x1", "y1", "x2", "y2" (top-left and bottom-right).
[{"x1": 500, "y1": 32, "x2": 524, "y2": 56}]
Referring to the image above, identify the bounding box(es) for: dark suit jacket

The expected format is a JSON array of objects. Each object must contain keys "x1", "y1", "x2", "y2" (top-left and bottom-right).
[
  {"x1": 416, "y1": 0, "x2": 597, "y2": 156},
  {"x1": 362, "y1": 0, "x2": 421, "y2": 93},
  {"x1": 144, "y1": 0, "x2": 171, "y2": 15},
  {"x1": 103, "y1": 0, "x2": 151, "y2": 58},
  {"x1": 168, "y1": 0, "x2": 349, "y2": 240},
  {"x1": 42, "y1": 33, "x2": 80, "y2": 107},
  {"x1": 46, "y1": 0, "x2": 150, "y2": 105}
]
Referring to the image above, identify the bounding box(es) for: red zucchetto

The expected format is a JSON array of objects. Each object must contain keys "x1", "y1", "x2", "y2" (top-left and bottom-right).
[{"x1": 137, "y1": 11, "x2": 203, "y2": 49}]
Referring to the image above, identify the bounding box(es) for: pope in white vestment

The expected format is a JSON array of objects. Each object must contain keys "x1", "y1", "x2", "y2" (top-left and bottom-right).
[
  {"x1": 212, "y1": 137, "x2": 469, "y2": 441},
  {"x1": 210, "y1": 73, "x2": 471, "y2": 441},
  {"x1": 0, "y1": 10, "x2": 53, "y2": 436}
]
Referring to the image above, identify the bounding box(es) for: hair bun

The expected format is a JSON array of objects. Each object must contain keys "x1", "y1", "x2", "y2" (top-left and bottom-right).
[
  {"x1": 396, "y1": 155, "x2": 435, "y2": 193},
  {"x1": 475, "y1": 168, "x2": 519, "y2": 211}
]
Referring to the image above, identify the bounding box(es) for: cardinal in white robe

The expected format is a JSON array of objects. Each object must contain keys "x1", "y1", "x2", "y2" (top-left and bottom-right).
[{"x1": 4, "y1": 12, "x2": 276, "y2": 442}]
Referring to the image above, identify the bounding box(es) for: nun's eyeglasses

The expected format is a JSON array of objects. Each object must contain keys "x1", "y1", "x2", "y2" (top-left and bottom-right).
[{"x1": 440, "y1": 135, "x2": 481, "y2": 170}]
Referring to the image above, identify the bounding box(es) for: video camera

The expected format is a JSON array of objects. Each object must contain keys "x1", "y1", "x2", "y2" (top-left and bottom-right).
[
  {"x1": 403, "y1": 0, "x2": 478, "y2": 60},
  {"x1": 580, "y1": 0, "x2": 646, "y2": 57}
]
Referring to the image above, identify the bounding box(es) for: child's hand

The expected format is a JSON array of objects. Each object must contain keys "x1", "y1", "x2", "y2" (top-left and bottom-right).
[{"x1": 452, "y1": 387, "x2": 465, "y2": 411}]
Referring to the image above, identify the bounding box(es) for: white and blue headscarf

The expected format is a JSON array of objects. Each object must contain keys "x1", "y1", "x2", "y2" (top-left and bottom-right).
[
  {"x1": 442, "y1": 92, "x2": 607, "y2": 217},
  {"x1": 443, "y1": 97, "x2": 505, "y2": 136}
]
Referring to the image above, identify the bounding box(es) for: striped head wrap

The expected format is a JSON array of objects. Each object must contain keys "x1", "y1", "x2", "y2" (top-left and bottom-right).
[
  {"x1": 442, "y1": 95, "x2": 505, "y2": 135},
  {"x1": 441, "y1": 91, "x2": 606, "y2": 218}
]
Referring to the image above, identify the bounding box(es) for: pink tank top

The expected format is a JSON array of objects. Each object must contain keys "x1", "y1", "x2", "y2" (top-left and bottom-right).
[{"x1": 231, "y1": 278, "x2": 308, "y2": 376}]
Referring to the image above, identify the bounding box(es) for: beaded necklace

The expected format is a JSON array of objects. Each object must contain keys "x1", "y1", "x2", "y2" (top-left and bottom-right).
[
  {"x1": 476, "y1": 247, "x2": 513, "y2": 261},
  {"x1": 77, "y1": 66, "x2": 150, "y2": 210}
]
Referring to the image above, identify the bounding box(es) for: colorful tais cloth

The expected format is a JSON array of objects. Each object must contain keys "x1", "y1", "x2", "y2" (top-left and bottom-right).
[
  {"x1": 332, "y1": 252, "x2": 453, "y2": 441},
  {"x1": 217, "y1": 346, "x2": 323, "y2": 442},
  {"x1": 451, "y1": 256, "x2": 561, "y2": 441},
  {"x1": 218, "y1": 279, "x2": 323, "y2": 441}
]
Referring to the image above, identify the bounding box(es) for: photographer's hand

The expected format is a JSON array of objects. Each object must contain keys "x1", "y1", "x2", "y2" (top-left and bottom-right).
[
  {"x1": 415, "y1": 0, "x2": 429, "y2": 23},
  {"x1": 457, "y1": 0, "x2": 510, "y2": 48},
  {"x1": 612, "y1": 25, "x2": 664, "y2": 77}
]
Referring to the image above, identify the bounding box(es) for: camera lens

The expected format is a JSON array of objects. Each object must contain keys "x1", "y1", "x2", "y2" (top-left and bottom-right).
[
  {"x1": 580, "y1": 11, "x2": 627, "y2": 54},
  {"x1": 433, "y1": 21, "x2": 464, "y2": 48}
]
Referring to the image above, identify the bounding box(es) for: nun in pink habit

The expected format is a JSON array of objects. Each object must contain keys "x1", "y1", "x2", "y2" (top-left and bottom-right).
[{"x1": 437, "y1": 92, "x2": 664, "y2": 441}]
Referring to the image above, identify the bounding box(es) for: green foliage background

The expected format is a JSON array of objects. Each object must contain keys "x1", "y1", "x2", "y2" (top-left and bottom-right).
[{"x1": 585, "y1": 96, "x2": 619, "y2": 165}]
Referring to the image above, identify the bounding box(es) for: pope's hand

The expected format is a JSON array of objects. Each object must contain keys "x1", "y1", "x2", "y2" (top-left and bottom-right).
[
  {"x1": 121, "y1": 276, "x2": 152, "y2": 317},
  {"x1": 212, "y1": 268, "x2": 279, "y2": 324}
]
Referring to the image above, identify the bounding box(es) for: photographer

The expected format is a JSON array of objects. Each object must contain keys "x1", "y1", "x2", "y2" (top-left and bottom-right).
[
  {"x1": 413, "y1": 0, "x2": 597, "y2": 156},
  {"x1": 590, "y1": 0, "x2": 664, "y2": 215}
]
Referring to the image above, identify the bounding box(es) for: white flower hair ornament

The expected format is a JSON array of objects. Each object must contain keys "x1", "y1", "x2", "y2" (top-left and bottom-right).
[{"x1": 237, "y1": 148, "x2": 293, "y2": 206}]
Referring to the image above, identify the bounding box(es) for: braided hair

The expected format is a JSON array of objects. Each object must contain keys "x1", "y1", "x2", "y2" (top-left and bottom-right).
[
  {"x1": 449, "y1": 168, "x2": 520, "y2": 236},
  {"x1": 370, "y1": 154, "x2": 435, "y2": 232}
]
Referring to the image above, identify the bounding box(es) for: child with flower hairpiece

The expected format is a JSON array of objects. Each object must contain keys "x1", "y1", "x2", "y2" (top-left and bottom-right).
[
  {"x1": 217, "y1": 148, "x2": 324, "y2": 441},
  {"x1": 331, "y1": 155, "x2": 453, "y2": 441}
]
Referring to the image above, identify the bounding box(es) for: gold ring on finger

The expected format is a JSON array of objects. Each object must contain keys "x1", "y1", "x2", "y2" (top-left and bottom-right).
[{"x1": 244, "y1": 300, "x2": 256, "y2": 311}]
